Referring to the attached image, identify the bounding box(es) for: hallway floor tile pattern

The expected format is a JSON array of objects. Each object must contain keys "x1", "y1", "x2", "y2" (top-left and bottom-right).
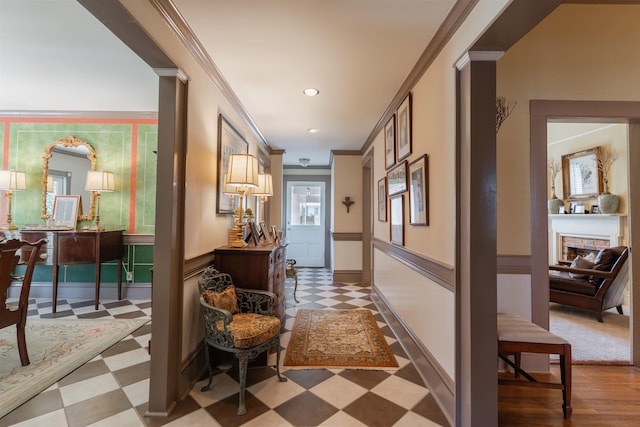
[{"x1": 1, "y1": 268, "x2": 449, "y2": 427}]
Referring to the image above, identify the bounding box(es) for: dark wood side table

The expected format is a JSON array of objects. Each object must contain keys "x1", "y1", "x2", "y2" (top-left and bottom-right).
[
  {"x1": 213, "y1": 243, "x2": 287, "y2": 329},
  {"x1": 19, "y1": 229, "x2": 124, "y2": 312}
]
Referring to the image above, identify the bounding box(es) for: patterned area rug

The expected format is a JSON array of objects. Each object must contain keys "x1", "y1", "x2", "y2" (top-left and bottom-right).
[
  {"x1": 0, "y1": 318, "x2": 150, "y2": 418},
  {"x1": 284, "y1": 309, "x2": 398, "y2": 369}
]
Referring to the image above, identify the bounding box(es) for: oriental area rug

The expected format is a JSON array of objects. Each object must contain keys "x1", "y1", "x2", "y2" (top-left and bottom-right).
[
  {"x1": 284, "y1": 309, "x2": 398, "y2": 369},
  {"x1": 0, "y1": 318, "x2": 150, "y2": 418}
]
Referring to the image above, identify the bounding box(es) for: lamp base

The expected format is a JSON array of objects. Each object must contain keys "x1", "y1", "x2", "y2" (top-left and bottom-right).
[
  {"x1": 86, "y1": 224, "x2": 105, "y2": 232},
  {"x1": 0, "y1": 223, "x2": 18, "y2": 231}
]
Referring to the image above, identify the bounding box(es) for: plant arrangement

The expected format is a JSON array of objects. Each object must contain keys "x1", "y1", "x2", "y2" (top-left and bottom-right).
[
  {"x1": 595, "y1": 146, "x2": 618, "y2": 194},
  {"x1": 548, "y1": 158, "x2": 562, "y2": 198}
]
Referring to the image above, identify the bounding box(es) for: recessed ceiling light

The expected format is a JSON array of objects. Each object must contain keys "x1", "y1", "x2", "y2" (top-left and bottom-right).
[
  {"x1": 303, "y1": 88, "x2": 319, "y2": 96},
  {"x1": 307, "y1": 128, "x2": 319, "y2": 134}
]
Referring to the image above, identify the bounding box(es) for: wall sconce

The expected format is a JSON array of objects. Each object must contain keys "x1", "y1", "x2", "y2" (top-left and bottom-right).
[
  {"x1": 342, "y1": 196, "x2": 355, "y2": 213},
  {"x1": 0, "y1": 170, "x2": 26, "y2": 230},
  {"x1": 85, "y1": 170, "x2": 115, "y2": 231}
]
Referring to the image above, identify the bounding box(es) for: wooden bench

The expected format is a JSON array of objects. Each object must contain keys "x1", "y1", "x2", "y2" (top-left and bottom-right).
[{"x1": 497, "y1": 313, "x2": 572, "y2": 418}]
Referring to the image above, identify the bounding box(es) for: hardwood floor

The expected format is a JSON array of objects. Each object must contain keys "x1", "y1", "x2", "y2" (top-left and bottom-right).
[{"x1": 499, "y1": 364, "x2": 640, "y2": 426}]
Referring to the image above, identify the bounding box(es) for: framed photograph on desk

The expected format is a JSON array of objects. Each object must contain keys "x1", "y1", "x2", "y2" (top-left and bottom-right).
[{"x1": 52, "y1": 195, "x2": 80, "y2": 229}]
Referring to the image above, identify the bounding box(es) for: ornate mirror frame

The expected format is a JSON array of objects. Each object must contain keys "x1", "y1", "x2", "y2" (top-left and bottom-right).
[{"x1": 42, "y1": 135, "x2": 97, "y2": 220}]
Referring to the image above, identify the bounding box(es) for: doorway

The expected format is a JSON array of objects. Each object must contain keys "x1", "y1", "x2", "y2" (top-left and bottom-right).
[
  {"x1": 546, "y1": 121, "x2": 631, "y2": 363},
  {"x1": 285, "y1": 180, "x2": 326, "y2": 266},
  {"x1": 531, "y1": 99, "x2": 640, "y2": 367}
]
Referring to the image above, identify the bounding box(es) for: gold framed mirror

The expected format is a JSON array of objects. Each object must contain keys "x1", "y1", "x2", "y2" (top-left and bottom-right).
[{"x1": 41, "y1": 135, "x2": 97, "y2": 220}]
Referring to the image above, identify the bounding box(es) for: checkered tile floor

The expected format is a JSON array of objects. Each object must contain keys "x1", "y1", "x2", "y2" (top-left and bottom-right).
[{"x1": 2, "y1": 268, "x2": 449, "y2": 426}]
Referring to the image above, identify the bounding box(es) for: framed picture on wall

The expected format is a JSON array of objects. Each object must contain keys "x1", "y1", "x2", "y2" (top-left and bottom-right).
[
  {"x1": 387, "y1": 161, "x2": 407, "y2": 196},
  {"x1": 378, "y1": 177, "x2": 387, "y2": 222},
  {"x1": 390, "y1": 195, "x2": 404, "y2": 246},
  {"x1": 409, "y1": 154, "x2": 428, "y2": 225},
  {"x1": 561, "y1": 147, "x2": 603, "y2": 200},
  {"x1": 217, "y1": 114, "x2": 248, "y2": 214},
  {"x1": 384, "y1": 115, "x2": 396, "y2": 169},
  {"x1": 396, "y1": 93, "x2": 412, "y2": 161}
]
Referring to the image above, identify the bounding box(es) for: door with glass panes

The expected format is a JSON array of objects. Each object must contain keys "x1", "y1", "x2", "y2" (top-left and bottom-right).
[{"x1": 285, "y1": 181, "x2": 325, "y2": 266}]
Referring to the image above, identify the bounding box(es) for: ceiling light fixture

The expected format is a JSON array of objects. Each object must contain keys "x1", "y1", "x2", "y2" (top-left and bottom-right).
[
  {"x1": 298, "y1": 157, "x2": 310, "y2": 167},
  {"x1": 307, "y1": 128, "x2": 319, "y2": 134},
  {"x1": 303, "y1": 88, "x2": 319, "y2": 96}
]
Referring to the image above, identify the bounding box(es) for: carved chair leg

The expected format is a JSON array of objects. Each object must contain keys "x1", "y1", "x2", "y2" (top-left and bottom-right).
[
  {"x1": 293, "y1": 273, "x2": 299, "y2": 303},
  {"x1": 275, "y1": 339, "x2": 288, "y2": 383},
  {"x1": 237, "y1": 354, "x2": 249, "y2": 415},
  {"x1": 617, "y1": 305, "x2": 624, "y2": 315},
  {"x1": 17, "y1": 322, "x2": 30, "y2": 366},
  {"x1": 201, "y1": 343, "x2": 214, "y2": 392}
]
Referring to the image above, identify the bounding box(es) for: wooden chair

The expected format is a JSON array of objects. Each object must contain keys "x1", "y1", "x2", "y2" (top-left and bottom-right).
[
  {"x1": 0, "y1": 238, "x2": 47, "y2": 366},
  {"x1": 198, "y1": 267, "x2": 287, "y2": 415}
]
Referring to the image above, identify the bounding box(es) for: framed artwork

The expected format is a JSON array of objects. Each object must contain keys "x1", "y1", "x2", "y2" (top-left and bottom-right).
[
  {"x1": 217, "y1": 114, "x2": 248, "y2": 213},
  {"x1": 384, "y1": 114, "x2": 396, "y2": 169},
  {"x1": 377, "y1": 177, "x2": 387, "y2": 222},
  {"x1": 409, "y1": 154, "x2": 429, "y2": 225},
  {"x1": 248, "y1": 220, "x2": 261, "y2": 246},
  {"x1": 396, "y1": 93, "x2": 412, "y2": 161},
  {"x1": 52, "y1": 195, "x2": 80, "y2": 229},
  {"x1": 387, "y1": 161, "x2": 407, "y2": 196},
  {"x1": 562, "y1": 147, "x2": 602, "y2": 200},
  {"x1": 259, "y1": 221, "x2": 272, "y2": 244},
  {"x1": 390, "y1": 195, "x2": 404, "y2": 246}
]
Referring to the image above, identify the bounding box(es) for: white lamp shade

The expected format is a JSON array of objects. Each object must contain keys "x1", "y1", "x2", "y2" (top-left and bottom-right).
[
  {"x1": 225, "y1": 154, "x2": 259, "y2": 188},
  {"x1": 85, "y1": 171, "x2": 115, "y2": 192},
  {"x1": 0, "y1": 170, "x2": 26, "y2": 191},
  {"x1": 252, "y1": 173, "x2": 273, "y2": 197}
]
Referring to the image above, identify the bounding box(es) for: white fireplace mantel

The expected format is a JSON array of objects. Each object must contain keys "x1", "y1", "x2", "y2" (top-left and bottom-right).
[{"x1": 548, "y1": 214, "x2": 627, "y2": 264}]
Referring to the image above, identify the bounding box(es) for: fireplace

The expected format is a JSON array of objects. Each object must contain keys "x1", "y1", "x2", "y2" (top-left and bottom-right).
[{"x1": 548, "y1": 214, "x2": 627, "y2": 264}]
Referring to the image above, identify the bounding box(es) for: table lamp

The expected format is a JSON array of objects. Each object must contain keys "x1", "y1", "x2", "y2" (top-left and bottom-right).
[
  {"x1": 225, "y1": 154, "x2": 259, "y2": 246},
  {"x1": 0, "y1": 170, "x2": 26, "y2": 230},
  {"x1": 85, "y1": 170, "x2": 115, "y2": 231},
  {"x1": 251, "y1": 173, "x2": 273, "y2": 222}
]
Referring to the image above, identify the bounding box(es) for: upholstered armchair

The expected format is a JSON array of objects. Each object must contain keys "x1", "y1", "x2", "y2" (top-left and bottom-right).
[
  {"x1": 198, "y1": 267, "x2": 287, "y2": 415},
  {"x1": 549, "y1": 246, "x2": 629, "y2": 322}
]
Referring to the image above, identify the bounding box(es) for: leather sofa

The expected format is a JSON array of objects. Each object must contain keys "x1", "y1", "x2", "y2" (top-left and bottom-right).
[{"x1": 549, "y1": 246, "x2": 629, "y2": 322}]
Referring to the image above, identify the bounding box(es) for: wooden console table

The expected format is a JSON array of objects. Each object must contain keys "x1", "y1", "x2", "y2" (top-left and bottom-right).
[
  {"x1": 20, "y1": 229, "x2": 123, "y2": 313},
  {"x1": 213, "y1": 243, "x2": 287, "y2": 329}
]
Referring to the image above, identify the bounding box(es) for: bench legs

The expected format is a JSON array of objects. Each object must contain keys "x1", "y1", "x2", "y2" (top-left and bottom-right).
[{"x1": 498, "y1": 342, "x2": 572, "y2": 419}]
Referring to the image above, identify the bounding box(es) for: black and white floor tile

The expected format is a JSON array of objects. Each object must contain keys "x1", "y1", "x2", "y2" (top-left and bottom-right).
[{"x1": 1, "y1": 268, "x2": 449, "y2": 427}]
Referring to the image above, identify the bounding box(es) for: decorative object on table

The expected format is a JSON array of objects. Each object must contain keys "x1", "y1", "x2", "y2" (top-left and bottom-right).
[
  {"x1": 547, "y1": 158, "x2": 564, "y2": 214},
  {"x1": 496, "y1": 96, "x2": 516, "y2": 133},
  {"x1": 390, "y1": 194, "x2": 404, "y2": 246},
  {"x1": 225, "y1": 153, "x2": 259, "y2": 247},
  {"x1": 562, "y1": 147, "x2": 602, "y2": 200},
  {"x1": 409, "y1": 154, "x2": 429, "y2": 225},
  {"x1": 595, "y1": 145, "x2": 619, "y2": 214},
  {"x1": 341, "y1": 196, "x2": 354, "y2": 213},
  {"x1": 396, "y1": 92, "x2": 412, "y2": 161},
  {"x1": 384, "y1": 114, "x2": 396, "y2": 169},
  {"x1": 0, "y1": 170, "x2": 26, "y2": 230},
  {"x1": 377, "y1": 177, "x2": 387, "y2": 222},
  {"x1": 85, "y1": 170, "x2": 115, "y2": 231},
  {"x1": 387, "y1": 160, "x2": 407, "y2": 196},
  {"x1": 285, "y1": 258, "x2": 299, "y2": 303},
  {"x1": 217, "y1": 114, "x2": 249, "y2": 214},
  {"x1": 198, "y1": 269, "x2": 287, "y2": 415},
  {"x1": 0, "y1": 238, "x2": 47, "y2": 367},
  {"x1": 52, "y1": 195, "x2": 81, "y2": 230},
  {"x1": 259, "y1": 221, "x2": 272, "y2": 244},
  {"x1": 590, "y1": 205, "x2": 600, "y2": 214},
  {"x1": 0, "y1": 318, "x2": 150, "y2": 419},
  {"x1": 284, "y1": 309, "x2": 398, "y2": 369}
]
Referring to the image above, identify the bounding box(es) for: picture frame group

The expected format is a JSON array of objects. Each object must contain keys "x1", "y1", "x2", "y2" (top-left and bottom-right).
[{"x1": 385, "y1": 93, "x2": 412, "y2": 170}]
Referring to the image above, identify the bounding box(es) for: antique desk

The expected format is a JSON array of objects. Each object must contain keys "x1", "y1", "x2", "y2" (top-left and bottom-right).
[
  {"x1": 20, "y1": 229, "x2": 124, "y2": 313},
  {"x1": 213, "y1": 243, "x2": 287, "y2": 329}
]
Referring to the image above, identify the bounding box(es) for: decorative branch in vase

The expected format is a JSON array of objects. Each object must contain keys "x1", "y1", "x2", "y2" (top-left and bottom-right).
[
  {"x1": 547, "y1": 158, "x2": 564, "y2": 214},
  {"x1": 595, "y1": 146, "x2": 619, "y2": 214}
]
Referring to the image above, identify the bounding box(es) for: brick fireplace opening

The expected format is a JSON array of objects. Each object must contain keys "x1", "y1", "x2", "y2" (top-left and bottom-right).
[{"x1": 561, "y1": 236, "x2": 610, "y2": 262}]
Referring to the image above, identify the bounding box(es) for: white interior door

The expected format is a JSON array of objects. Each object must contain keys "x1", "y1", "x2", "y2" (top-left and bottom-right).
[{"x1": 285, "y1": 181, "x2": 325, "y2": 267}]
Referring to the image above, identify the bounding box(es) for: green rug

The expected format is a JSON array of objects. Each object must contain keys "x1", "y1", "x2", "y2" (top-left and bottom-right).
[{"x1": 0, "y1": 318, "x2": 150, "y2": 418}]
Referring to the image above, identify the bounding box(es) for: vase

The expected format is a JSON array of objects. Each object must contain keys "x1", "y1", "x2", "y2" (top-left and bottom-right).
[
  {"x1": 548, "y1": 197, "x2": 564, "y2": 214},
  {"x1": 598, "y1": 193, "x2": 619, "y2": 214}
]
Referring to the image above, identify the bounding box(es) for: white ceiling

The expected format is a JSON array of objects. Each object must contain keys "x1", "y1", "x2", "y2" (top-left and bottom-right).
[{"x1": 1, "y1": 0, "x2": 457, "y2": 166}]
